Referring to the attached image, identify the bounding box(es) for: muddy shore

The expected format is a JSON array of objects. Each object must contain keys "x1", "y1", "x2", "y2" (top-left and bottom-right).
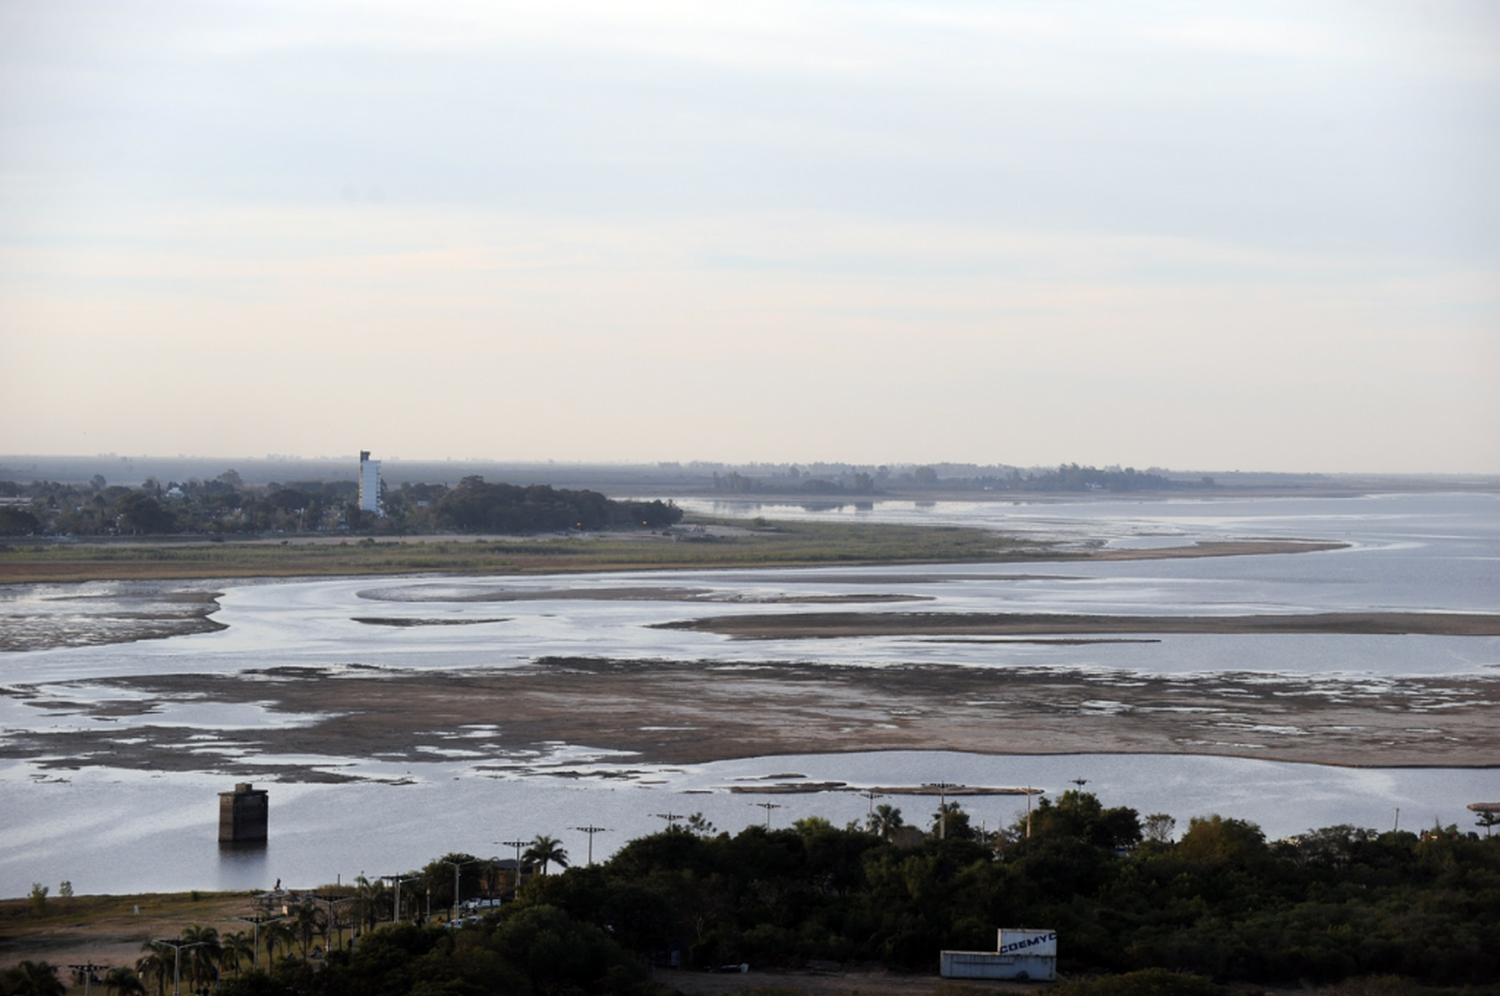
[{"x1": 5, "y1": 658, "x2": 1498, "y2": 777}]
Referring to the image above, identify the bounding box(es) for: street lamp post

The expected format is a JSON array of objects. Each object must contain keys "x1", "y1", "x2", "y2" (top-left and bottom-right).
[
  {"x1": 154, "y1": 940, "x2": 208, "y2": 996},
  {"x1": 499, "y1": 840, "x2": 529, "y2": 893},
  {"x1": 925, "y1": 782, "x2": 957, "y2": 839},
  {"x1": 654, "y1": 812, "x2": 684, "y2": 830},
  {"x1": 859, "y1": 790, "x2": 884, "y2": 816},
  {"x1": 753, "y1": 802, "x2": 782, "y2": 828},
  {"x1": 383, "y1": 875, "x2": 419, "y2": 924},
  {"x1": 442, "y1": 859, "x2": 485, "y2": 923},
  {"x1": 66, "y1": 962, "x2": 109, "y2": 996},
  {"x1": 232, "y1": 914, "x2": 285, "y2": 968},
  {"x1": 573, "y1": 825, "x2": 609, "y2": 866}
]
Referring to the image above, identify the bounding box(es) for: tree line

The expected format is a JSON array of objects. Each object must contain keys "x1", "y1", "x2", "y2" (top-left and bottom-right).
[
  {"x1": 0, "y1": 474, "x2": 680, "y2": 537},
  {"x1": 10, "y1": 793, "x2": 1494, "y2": 995}
]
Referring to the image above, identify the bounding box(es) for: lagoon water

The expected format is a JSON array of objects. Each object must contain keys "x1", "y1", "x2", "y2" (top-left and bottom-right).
[{"x1": 2, "y1": 492, "x2": 1498, "y2": 896}]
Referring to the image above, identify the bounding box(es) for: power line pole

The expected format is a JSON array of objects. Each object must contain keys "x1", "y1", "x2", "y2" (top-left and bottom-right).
[
  {"x1": 67, "y1": 962, "x2": 109, "y2": 996},
  {"x1": 753, "y1": 802, "x2": 783, "y2": 828},
  {"x1": 500, "y1": 839, "x2": 529, "y2": 893},
  {"x1": 574, "y1": 825, "x2": 609, "y2": 866},
  {"x1": 654, "y1": 812, "x2": 685, "y2": 830}
]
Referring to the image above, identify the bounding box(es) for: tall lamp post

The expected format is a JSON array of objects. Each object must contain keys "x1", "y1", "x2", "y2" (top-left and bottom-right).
[
  {"x1": 573, "y1": 825, "x2": 609, "y2": 866},
  {"x1": 859, "y1": 790, "x2": 884, "y2": 817},
  {"x1": 925, "y1": 782, "x2": 957, "y2": 839},
  {"x1": 654, "y1": 812, "x2": 684, "y2": 830},
  {"x1": 753, "y1": 802, "x2": 782, "y2": 829},
  {"x1": 153, "y1": 940, "x2": 208, "y2": 996},
  {"x1": 499, "y1": 839, "x2": 529, "y2": 894},
  {"x1": 382, "y1": 875, "x2": 420, "y2": 924},
  {"x1": 231, "y1": 914, "x2": 286, "y2": 969},
  {"x1": 442, "y1": 859, "x2": 486, "y2": 923}
]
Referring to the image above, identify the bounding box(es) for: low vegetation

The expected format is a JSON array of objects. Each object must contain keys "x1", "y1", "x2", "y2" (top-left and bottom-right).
[{"x1": 0, "y1": 520, "x2": 1048, "y2": 583}]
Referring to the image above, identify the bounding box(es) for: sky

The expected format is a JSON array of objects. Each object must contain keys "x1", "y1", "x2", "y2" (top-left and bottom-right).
[{"x1": 1, "y1": 1, "x2": 1497, "y2": 473}]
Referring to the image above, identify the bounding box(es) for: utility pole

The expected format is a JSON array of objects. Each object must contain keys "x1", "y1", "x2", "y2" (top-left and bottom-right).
[
  {"x1": 306, "y1": 897, "x2": 354, "y2": 952},
  {"x1": 574, "y1": 825, "x2": 609, "y2": 866},
  {"x1": 654, "y1": 812, "x2": 685, "y2": 830},
  {"x1": 753, "y1": 802, "x2": 783, "y2": 828},
  {"x1": 925, "y1": 782, "x2": 957, "y2": 839},
  {"x1": 859, "y1": 790, "x2": 884, "y2": 816}
]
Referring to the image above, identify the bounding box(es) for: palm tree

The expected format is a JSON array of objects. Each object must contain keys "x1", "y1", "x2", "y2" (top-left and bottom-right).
[
  {"x1": 263, "y1": 919, "x2": 295, "y2": 967},
  {"x1": 292, "y1": 903, "x2": 324, "y2": 957},
  {"x1": 867, "y1": 803, "x2": 904, "y2": 840},
  {"x1": 2, "y1": 961, "x2": 66, "y2": 996},
  {"x1": 219, "y1": 930, "x2": 255, "y2": 975},
  {"x1": 136, "y1": 943, "x2": 169, "y2": 996},
  {"x1": 179, "y1": 925, "x2": 221, "y2": 991},
  {"x1": 523, "y1": 834, "x2": 570, "y2": 875},
  {"x1": 353, "y1": 875, "x2": 389, "y2": 931},
  {"x1": 103, "y1": 966, "x2": 144, "y2": 996}
]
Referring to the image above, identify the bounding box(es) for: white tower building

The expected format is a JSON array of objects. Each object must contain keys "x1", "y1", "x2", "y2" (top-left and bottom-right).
[{"x1": 358, "y1": 451, "x2": 381, "y2": 514}]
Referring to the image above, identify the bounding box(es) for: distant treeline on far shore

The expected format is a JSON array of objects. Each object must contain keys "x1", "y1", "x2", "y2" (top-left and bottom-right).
[{"x1": 0, "y1": 474, "x2": 681, "y2": 537}]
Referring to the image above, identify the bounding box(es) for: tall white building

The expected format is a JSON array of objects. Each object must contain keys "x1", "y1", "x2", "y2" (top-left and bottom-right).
[{"x1": 358, "y1": 451, "x2": 381, "y2": 514}]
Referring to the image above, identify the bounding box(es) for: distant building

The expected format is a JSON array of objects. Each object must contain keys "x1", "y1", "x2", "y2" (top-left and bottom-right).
[{"x1": 359, "y1": 451, "x2": 382, "y2": 514}]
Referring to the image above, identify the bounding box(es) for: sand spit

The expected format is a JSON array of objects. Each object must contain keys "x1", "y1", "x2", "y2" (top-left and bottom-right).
[{"x1": 4, "y1": 658, "x2": 1497, "y2": 777}]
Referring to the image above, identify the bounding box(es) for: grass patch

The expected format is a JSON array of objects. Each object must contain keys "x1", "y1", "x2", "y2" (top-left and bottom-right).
[{"x1": 0, "y1": 521, "x2": 1059, "y2": 584}]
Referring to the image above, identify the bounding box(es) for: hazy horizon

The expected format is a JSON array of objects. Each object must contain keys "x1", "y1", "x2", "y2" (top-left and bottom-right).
[{"x1": 3, "y1": 2, "x2": 1497, "y2": 472}]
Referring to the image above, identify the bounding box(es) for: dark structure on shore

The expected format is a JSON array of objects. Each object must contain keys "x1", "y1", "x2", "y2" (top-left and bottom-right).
[{"x1": 219, "y1": 782, "x2": 268, "y2": 843}]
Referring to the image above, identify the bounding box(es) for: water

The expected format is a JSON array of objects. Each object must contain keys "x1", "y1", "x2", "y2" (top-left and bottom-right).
[{"x1": 1, "y1": 491, "x2": 1497, "y2": 896}]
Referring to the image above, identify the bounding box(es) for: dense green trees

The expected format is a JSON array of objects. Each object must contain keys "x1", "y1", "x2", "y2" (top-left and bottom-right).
[
  {"x1": 0, "y1": 474, "x2": 681, "y2": 537},
  {"x1": 191, "y1": 799, "x2": 1500, "y2": 993}
]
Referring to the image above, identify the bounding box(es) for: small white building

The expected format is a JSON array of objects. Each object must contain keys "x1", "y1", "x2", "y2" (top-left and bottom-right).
[
  {"x1": 359, "y1": 450, "x2": 381, "y2": 514},
  {"x1": 940, "y1": 927, "x2": 1057, "y2": 982}
]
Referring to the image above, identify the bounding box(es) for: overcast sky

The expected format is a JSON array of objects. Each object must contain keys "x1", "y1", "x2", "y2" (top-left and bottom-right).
[{"x1": 2, "y1": 1, "x2": 1497, "y2": 472}]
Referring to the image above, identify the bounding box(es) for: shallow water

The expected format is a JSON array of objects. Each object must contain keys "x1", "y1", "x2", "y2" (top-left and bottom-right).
[{"x1": 2, "y1": 492, "x2": 1498, "y2": 897}]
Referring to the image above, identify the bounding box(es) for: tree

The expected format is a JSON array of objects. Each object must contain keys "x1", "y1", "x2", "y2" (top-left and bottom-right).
[
  {"x1": 262, "y1": 920, "x2": 294, "y2": 967},
  {"x1": 867, "y1": 804, "x2": 904, "y2": 840},
  {"x1": 932, "y1": 801, "x2": 974, "y2": 840},
  {"x1": 179, "y1": 925, "x2": 221, "y2": 990},
  {"x1": 219, "y1": 930, "x2": 255, "y2": 975},
  {"x1": 1143, "y1": 813, "x2": 1177, "y2": 844},
  {"x1": 135, "y1": 945, "x2": 169, "y2": 996},
  {"x1": 1476, "y1": 810, "x2": 1499, "y2": 837},
  {"x1": 2, "y1": 961, "x2": 66, "y2": 996},
  {"x1": 27, "y1": 882, "x2": 47, "y2": 917},
  {"x1": 103, "y1": 966, "x2": 143, "y2": 996},
  {"x1": 524, "y1": 834, "x2": 570, "y2": 875}
]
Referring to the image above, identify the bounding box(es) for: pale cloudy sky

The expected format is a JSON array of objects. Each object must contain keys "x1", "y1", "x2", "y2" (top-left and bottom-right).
[{"x1": 2, "y1": 1, "x2": 1497, "y2": 472}]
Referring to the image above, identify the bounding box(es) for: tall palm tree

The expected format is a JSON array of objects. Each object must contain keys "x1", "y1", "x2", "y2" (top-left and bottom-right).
[
  {"x1": 523, "y1": 835, "x2": 570, "y2": 876},
  {"x1": 353, "y1": 875, "x2": 389, "y2": 931},
  {"x1": 136, "y1": 943, "x2": 169, "y2": 996},
  {"x1": 292, "y1": 903, "x2": 324, "y2": 957},
  {"x1": 263, "y1": 919, "x2": 295, "y2": 966},
  {"x1": 103, "y1": 966, "x2": 144, "y2": 996},
  {"x1": 867, "y1": 803, "x2": 904, "y2": 840},
  {"x1": 219, "y1": 930, "x2": 254, "y2": 975},
  {"x1": 179, "y1": 925, "x2": 221, "y2": 991}
]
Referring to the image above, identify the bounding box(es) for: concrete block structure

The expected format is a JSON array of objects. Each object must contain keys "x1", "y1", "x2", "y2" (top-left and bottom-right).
[{"x1": 219, "y1": 782, "x2": 268, "y2": 843}]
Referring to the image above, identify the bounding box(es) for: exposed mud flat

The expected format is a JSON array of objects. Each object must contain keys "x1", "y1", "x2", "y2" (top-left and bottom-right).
[
  {"x1": 0, "y1": 581, "x2": 226, "y2": 651},
  {"x1": 3, "y1": 658, "x2": 1497, "y2": 780},
  {"x1": 660, "y1": 610, "x2": 1500, "y2": 639}
]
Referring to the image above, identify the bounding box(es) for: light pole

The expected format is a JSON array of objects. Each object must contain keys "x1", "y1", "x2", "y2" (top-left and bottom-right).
[
  {"x1": 925, "y1": 782, "x2": 957, "y2": 839},
  {"x1": 309, "y1": 895, "x2": 357, "y2": 951},
  {"x1": 500, "y1": 839, "x2": 529, "y2": 893},
  {"x1": 1023, "y1": 786, "x2": 1044, "y2": 838},
  {"x1": 383, "y1": 875, "x2": 419, "y2": 924},
  {"x1": 574, "y1": 825, "x2": 609, "y2": 866},
  {"x1": 443, "y1": 859, "x2": 485, "y2": 922},
  {"x1": 859, "y1": 790, "x2": 884, "y2": 816},
  {"x1": 154, "y1": 940, "x2": 207, "y2": 996},
  {"x1": 753, "y1": 802, "x2": 782, "y2": 828},
  {"x1": 654, "y1": 812, "x2": 684, "y2": 830},
  {"x1": 232, "y1": 914, "x2": 285, "y2": 968},
  {"x1": 66, "y1": 962, "x2": 109, "y2": 996}
]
